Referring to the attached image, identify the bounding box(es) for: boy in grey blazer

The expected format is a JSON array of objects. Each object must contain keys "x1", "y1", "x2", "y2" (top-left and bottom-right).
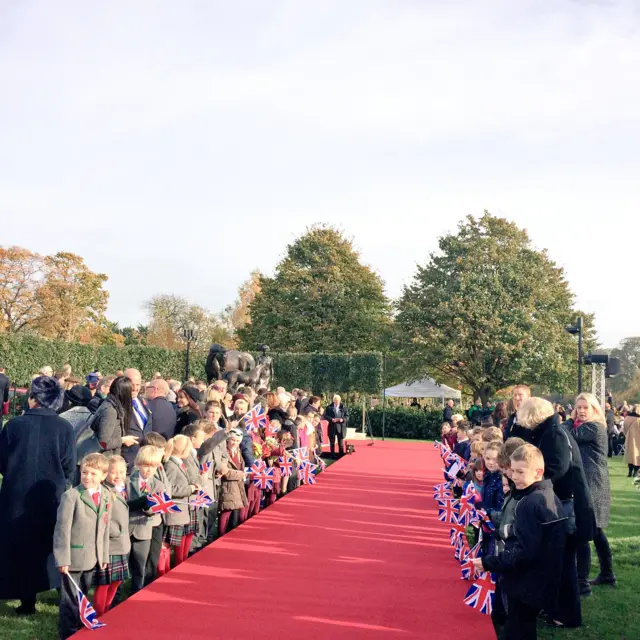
[
  {"x1": 126, "y1": 446, "x2": 166, "y2": 593},
  {"x1": 53, "y1": 453, "x2": 111, "y2": 640}
]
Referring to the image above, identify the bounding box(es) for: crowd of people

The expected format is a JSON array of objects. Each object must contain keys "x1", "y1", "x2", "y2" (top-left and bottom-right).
[
  {"x1": 0, "y1": 364, "x2": 350, "y2": 639},
  {"x1": 440, "y1": 386, "x2": 622, "y2": 639}
]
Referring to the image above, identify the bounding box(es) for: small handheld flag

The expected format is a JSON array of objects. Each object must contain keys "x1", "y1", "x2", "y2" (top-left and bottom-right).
[
  {"x1": 297, "y1": 461, "x2": 318, "y2": 485},
  {"x1": 67, "y1": 574, "x2": 106, "y2": 630},
  {"x1": 278, "y1": 456, "x2": 293, "y2": 477},
  {"x1": 189, "y1": 490, "x2": 213, "y2": 509},
  {"x1": 244, "y1": 405, "x2": 268, "y2": 433},
  {"x1": 199, "y1": 460, "x2": 212, "y2": 475},
  {"x1": 463, "y1": 572, "x2": 495, "y2": 615},
  {"x1": 146, "y1": 492, "x2": 180, "y2": 515},
  {"x1": 252, "y1": 466, "x2": 275, "y2": 490},
  {"x1": 437, "y1": 500, "x2": 460, "y2": 524}
]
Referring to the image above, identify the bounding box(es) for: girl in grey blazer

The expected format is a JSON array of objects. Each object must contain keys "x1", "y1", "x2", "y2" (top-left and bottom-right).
[
  {"x1": 93, "y1": 455, "x2": 131, "y2": 615},
  {"x1": 164, "y1": 435, "x2": 200, "y2": 566}
]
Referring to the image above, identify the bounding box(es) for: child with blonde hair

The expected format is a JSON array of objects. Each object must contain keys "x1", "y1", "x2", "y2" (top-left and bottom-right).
[
  {"x1": 164, "y1": 435, "x2": 201, "y2": 566},
  {"x1": 126, "y1": 446, "x2": 165, "y2": 593},
  {"x1": 93, "y1": 455, "x2": 130, "y2": 615}
]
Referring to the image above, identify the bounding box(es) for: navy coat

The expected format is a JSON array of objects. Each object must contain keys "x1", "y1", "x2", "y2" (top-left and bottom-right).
[{"x1": 0, "y1": 408, "x2": 75, "y2": 598}]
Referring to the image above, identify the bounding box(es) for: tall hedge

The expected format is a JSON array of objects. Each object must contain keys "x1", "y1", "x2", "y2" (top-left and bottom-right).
[
  {"x1": 0, "y1": 335, "x2": 383, "y2": 394},
  {"x1": 349, "y1": 406, "x2": 443, "y2": 440}
]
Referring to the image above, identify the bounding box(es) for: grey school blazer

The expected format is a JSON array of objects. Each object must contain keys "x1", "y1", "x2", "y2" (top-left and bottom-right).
[
  {"x1": 53, "y1": 486, "x2": 111, "y2": 571},
  {"x1": 164, "y1": 457, "x2": 192, "y2": 526},
  {"x1": 127, "y1": 471, "x2": 166, "y2": 541},
  {"x1": 105, "y1": 486, "x2": 132, "y2": 556}
]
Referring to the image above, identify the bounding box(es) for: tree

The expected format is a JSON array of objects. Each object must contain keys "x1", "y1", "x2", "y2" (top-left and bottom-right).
[
  {"x1": 237, "y1": 225, "x2": 392, "y2": 352},
  {"x1": 0, "y1": 246, "x2": 44, "y2": 333},
  {"x1": 608, "y1": 337, "x2": 640, "y2": 394},
  {"x1": 36, "y1": 252, "x2": 109, "y2": 342},
  {"x1": 222, "y1": 269, "x2": 262, "y2": 344},
  {"x1": 144, "y1": 294, "x2": 232, "y2": 350},
  {"x1": 395, "y1": 212, "x2": 596, "y2": 402}
]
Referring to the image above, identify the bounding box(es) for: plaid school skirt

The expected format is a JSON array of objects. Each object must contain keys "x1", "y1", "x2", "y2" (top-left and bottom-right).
[
  {"x1": 165, "y1": 524, "x2": 185, "y2": 547},
  {"x1": 95, "y1": 554, "x2": 130, "y2": 585},
  {"x1": 184, "y1": 506, "x2": 198, "y2": 535}
]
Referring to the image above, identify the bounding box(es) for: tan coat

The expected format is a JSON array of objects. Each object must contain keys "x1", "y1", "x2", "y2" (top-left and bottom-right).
[
  {"x1": 219, "y1": 451, "x2": 248, "y2": 512},
  {"x1": 623, "y1": 416, "x2": 640, "y2": 466}
]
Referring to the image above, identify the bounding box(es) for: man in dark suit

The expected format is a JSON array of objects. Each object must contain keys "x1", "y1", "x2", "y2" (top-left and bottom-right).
[
  {"x1": 323, "y1": 394, "x2": 349, "y2": 458},
  {"x1": 0, "y1": 365, "x2": 10, "y2": 416},
  {"x1": 123, "y1": 368, "x2": 153, "y2": 470},
  {"x1": 443, "y1": 399, "x2": 455, "y2": 425},
  {"x1": 145, "y1": 378, "x2": 177, "y2": 440}
]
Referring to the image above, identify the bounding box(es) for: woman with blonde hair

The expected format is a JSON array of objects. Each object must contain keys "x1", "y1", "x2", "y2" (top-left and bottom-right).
[
  {"x1": 623, "y1": 405, "x2": 640, "y2": 478},
  {"x1": 565, "y1": 393, "x2": 614, "y2": 588},
  {"x1": 517, "y1": 397, "x2": 594, "y2": 627}
]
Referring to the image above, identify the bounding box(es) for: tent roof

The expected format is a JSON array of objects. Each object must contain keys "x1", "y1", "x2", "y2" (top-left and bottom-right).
[{"x1": 384, "y1": 377, "x2": 461, "y2": 399}]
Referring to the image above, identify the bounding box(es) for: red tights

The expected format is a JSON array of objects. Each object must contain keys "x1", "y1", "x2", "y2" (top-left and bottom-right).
[
  {"x1": 173, "y1": 534, "x2": 194, "y2": 567},
  {"x1": 93, "y1": 581, "x2": 121, "y2": 616}
]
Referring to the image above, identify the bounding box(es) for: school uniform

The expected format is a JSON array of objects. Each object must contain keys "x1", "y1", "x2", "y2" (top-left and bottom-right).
[
  {"x1": 164, "y1": 456, "x2": 192, "y2": 547},
  {"x1": 184, "y1": 451, "x2": 202, "y2": 550},
  {"x1": 53, "y1": 485, "x2": 111, "y2": 640},
  {"x1": 126, "y1": 471, "x2": 165, "y2": 593},
  {"x1": 95, "y1": 484, "x2": 131, "y2": 586},
  {"x1": 145, "y1": 464, "x2": 171, "y2": 586}
]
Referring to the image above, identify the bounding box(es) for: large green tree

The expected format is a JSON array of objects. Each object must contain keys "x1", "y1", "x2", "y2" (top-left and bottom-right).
[
  {"x1": 238, "y1": 225, "x2": 391, "y2": 352},
  {"x1": 608, "y1": 337, "x2": 640, "y2": 394},
  {"x1": 395, "y1": 212, "x2": 595, "y2": 402}
]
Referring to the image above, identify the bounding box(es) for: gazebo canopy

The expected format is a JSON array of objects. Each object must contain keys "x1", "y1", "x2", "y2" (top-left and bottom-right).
[{"x1": 384, "y1": 377, "x2": 461, "y2": 400}]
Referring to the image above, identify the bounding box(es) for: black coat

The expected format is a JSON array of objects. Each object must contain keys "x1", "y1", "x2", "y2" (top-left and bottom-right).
[
  {"x1": 443, "y1": 406, "x2": 454, "y2": 424},
  {"x1": 0, "y1": 408, "x2": 76, "y2": 598},
  {"x1": 148, "y1": 397, "x2": 178, "y2": 440},
  {"x1": 526, "y1": 414, "x2": 595, "y2": 544},
  {"x1": 504, "y1": 412, "x2": 531, "y2": 441},
  {"x1": 483, "y1": 479, "x2": 567, "y2": 610},
  {"x1": 323, "y1": 403, "x2": 349, "y2": 435},
  {"x1": 0, "y1": 372, "x2": 10, "y2": 405},
  {"x1": 176, "y1": 407, "x2": 200, "y2": 434}
]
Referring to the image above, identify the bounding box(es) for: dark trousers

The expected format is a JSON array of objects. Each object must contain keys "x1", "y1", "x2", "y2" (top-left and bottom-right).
[
  {"x1": 144, "y1": 525, "x2": 164, "y2": 587},
  {"x1": 551, "y1": 536, "x2": 582, "y2": 627},
  {"x1": 219, "y1": 509, "x2": 241, "y2": 536},
  {"x1": 607, "y1": 433, "x2": 614, "y2": 457},
  {"x1": 628, "y1": 464, "x2": 639, "y2": 477},
  {"x1": 502, "y1": 597, "x2": 539, "y2": 640},
  {"x1": 130, "y1": 537, "x2": 151, "y2": 593},
  {"x1": 58, "y1": 569, "x2": 94, "y2": 640},
  {"x1": 328, "y1": 425, "x2": 345, "y2": 455},
  {"x1": 577, "y1": 527, "x2": 614, "y2": 581}
]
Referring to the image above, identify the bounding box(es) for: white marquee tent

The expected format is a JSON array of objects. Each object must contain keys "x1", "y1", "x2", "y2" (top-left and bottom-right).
[{"x1": 384, "y1": 377, "x2": 461, "y2": 402}]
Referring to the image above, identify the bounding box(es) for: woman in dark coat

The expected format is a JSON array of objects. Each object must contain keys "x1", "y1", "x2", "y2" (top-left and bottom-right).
[
  {"x1": 517, "y1": 397, "x2": 595, "y2": 629},
  {"x1": 91, "y1": 376, "x2": 138, "y2": 457},
  {"x1": 175, "y1": 387, "x2": 203, "y2": 433},
  {"x1": 0, "y1": 376, "x2": 75, "y2": 614},
  {"x1": 565, "y1": 393, "x2": 614, "y2": 587}
]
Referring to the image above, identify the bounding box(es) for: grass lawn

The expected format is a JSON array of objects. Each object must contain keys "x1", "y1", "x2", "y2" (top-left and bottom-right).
[{"x1": 0, "y1": 454, "x2": 637, "y2": 639}]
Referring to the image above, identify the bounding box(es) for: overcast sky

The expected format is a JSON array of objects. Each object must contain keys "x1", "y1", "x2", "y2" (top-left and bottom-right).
[{"x1": 2, "y1": 0, "x2": 639, "y2": 348}]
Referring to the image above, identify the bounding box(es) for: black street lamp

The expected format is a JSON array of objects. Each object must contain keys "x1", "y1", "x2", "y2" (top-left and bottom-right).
[
  {"x1": 565, "y1": 317, "x2": 583, "y2": 394},
  {"x1": 182, "y1": 328, "x2": 197, "y2": 382}
]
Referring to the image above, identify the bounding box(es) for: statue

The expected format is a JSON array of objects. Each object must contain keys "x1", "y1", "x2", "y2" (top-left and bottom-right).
[
  {"x1": 256, "y1": 344, "x2": 274, "y2": 391},
  {"x1": 205, "y1": 344, "x2": 255, "y2": 384},
  {"x1": 215, "y1": 344, "x2": 274, "y2": 393}
]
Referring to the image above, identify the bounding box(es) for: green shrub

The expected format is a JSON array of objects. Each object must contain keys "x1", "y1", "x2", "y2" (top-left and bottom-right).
[{"x1": 349, "y1": 405, "x2": 443, "y2": 440}]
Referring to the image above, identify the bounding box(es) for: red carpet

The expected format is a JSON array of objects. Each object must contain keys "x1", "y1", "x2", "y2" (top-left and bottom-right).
[{"x1": 79, "y1": 441, "x2": 495, "y2": 639}]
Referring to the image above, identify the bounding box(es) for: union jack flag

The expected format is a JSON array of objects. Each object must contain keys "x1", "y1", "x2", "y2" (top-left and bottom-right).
[
  {"x1": 250, "y1": 459, "x2": 267, "y2": 474},
  {"x1": 252, "y1": 466, "x2": 275, "y2": 490},
  {"x1": 463, "y1": 540, "x2": 482, "y2": 561},
  {"x1": 314, "y1": 453, "x2": 327, "y2": 471},
  {"x1": 297, "y1": 461, "x2": 318, "y2": 485},
  {"x1": 443, "y1": 461, "x2": 464, "y2": 480},
  {"x1": 437, "y1": 500, "x2": 459, "y2": 524},
  {"x1": 244, "y1": 404, "x2": 268, "y2": 433},
  {"x1": 278, "y1": 456, "x2": 293, "y2": 477},
  {"x1": 147, "y1": 492, "x2": 180, "y2": 514},
  {"x1": 463, "y1": 483, "x2": 482, "y2": 504},
  {"x1": 189, "y1": 490, "x2": 213, "y2": 509},
  {"x1": 443, "y1": 450, "x2": 458, "y2": 466},
  {"x1": 460, "y1": 556, "x2": 480, "y2": 581},
  {"x1": 476, "y1": 508, "x2": 496, "y2": 532},
  {"x1": 463, "y1": 572, "x2": 495, "y2": 615},
  {"x1": 454, "y1": 534, "x2": 468, "y2": 561},
  {"x1": 68, "y1": 575, "x2": 105, "y2": 630},
  {"x1": 265, "y1": 416, "x2": 280, "y2": 437},
  {"x1": 434, "y1": 486, "x2": 453, "y2": 500},
  {"x1": 199, "y1": 460, "x2": 212, "y2": 474},
  {"x1": 450, "y1": 516, "x2": 467, "y2": 543},
  {"x1": 293, "y1": 447, "x2": 309, "y2": 461}
]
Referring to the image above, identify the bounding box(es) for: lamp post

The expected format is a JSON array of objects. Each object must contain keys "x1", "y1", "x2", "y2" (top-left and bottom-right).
[
  {"x1": 565, "y1": 317, "x2": 583, "y2": 394},
  {"x1": 182, "y1": 328, "x2": 197, "y2": 382}
]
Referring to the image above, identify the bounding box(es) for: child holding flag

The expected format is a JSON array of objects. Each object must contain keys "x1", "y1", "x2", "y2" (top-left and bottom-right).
[
  {"x1": 53, "y1": 453, "x2": 111, "y2": 640},
  {"x1": 93, "y1": 455, "x2": 130, "y2": 615},
  {"x1": 472, "y1": 444, "x2": 567, "y2": 640},
  {"x1": 126, "y1": 446, "x2": 166, "y2": 593}
]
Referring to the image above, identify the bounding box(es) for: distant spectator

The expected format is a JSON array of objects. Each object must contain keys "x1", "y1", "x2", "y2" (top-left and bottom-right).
[
  {"x1": 0, "y1": 365, "x2": 10, "y2": 416},
  {"x1": 443, "y1": 399, "x2": 455, "y2": 425},
  {"x1": 88, "y1": 376, "x2": 113, "y2": 413},
  {"x1": 59, "y1": 385, "x2": 93, "y2": 431},
  {"x1": 146, "y1": 378, "x2": 177, "y2": 440}
]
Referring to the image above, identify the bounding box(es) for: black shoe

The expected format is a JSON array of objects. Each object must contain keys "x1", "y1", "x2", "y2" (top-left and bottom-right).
[
  {"x1": 590, "y1": 574, "x2": 617, "y2": 587},
  {"x1": 14, "y1": 604, "x2": 36, "y2": 616},
  {"x1": 580, "y1": 588, "x2": 592, "y2": 598}
]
